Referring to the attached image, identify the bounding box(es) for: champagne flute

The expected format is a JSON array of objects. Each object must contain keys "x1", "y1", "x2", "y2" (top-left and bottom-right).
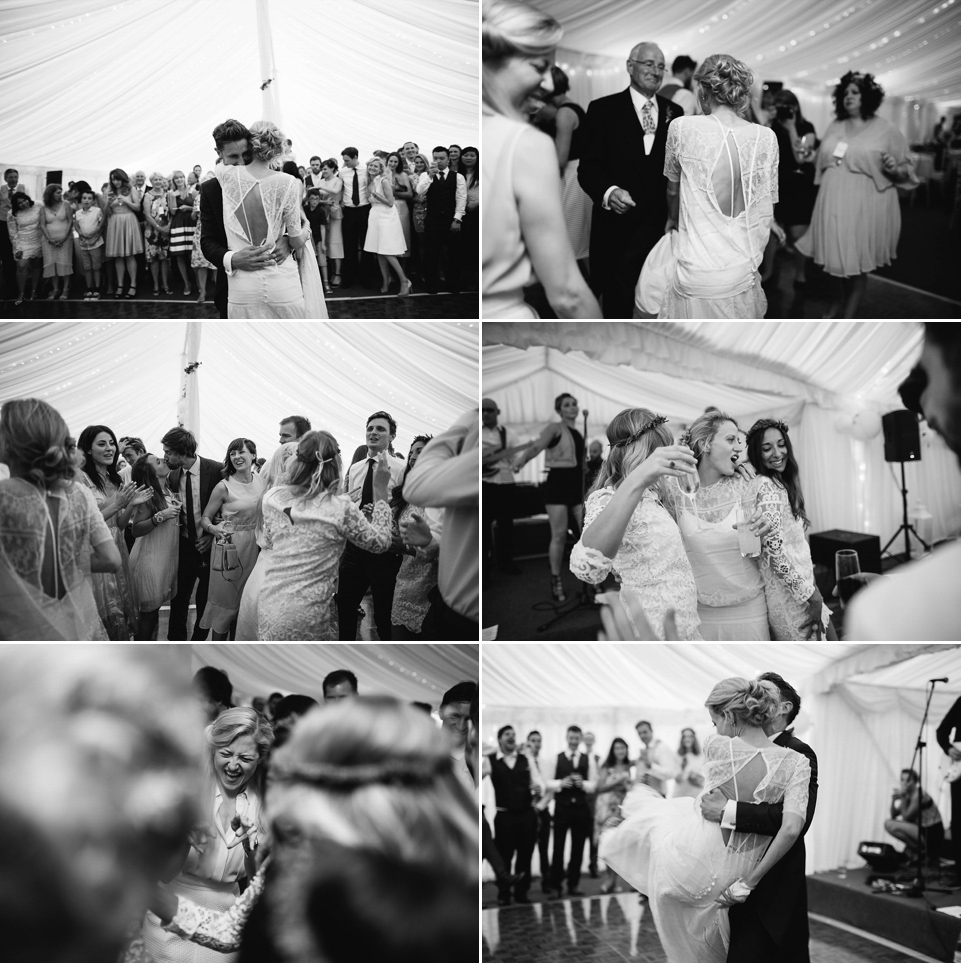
[
  {"x1": 677, "y1": 470, "x2": 699, "y2": 523},
  {"x1": 835, "y1": 550, "x2": 861, "y2": 609}
]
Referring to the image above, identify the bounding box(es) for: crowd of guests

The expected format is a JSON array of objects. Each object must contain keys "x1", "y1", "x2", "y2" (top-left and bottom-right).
[
  {"x1": 482, "y1": 718, "x2": 706, "y2": 904},
  {"x1": 482, "y1": 0, "x2": 920, "y2": 320},
  {"x1": 0, "y1": 400, "x2": 479, "y2": 642},
  {"x1": 1, "y1": 646, "x2": 478, "y2": 963},
  {"x1": 0, "y1": 137, "x2": 479, "y2": 305}
]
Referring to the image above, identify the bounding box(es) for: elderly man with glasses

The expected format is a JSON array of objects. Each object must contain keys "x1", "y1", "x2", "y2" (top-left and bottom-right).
[{"x1": 578, "y1": 42, "x2": 684, "y2": 319}]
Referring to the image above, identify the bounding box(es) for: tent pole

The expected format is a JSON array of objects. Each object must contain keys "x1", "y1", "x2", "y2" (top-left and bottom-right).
[
  {"x1": 177, "y1": 322, "x2": 203, "y2": 442},
  {"x1": 256, "y1": 0, "x2": 282, "y2": 126}
]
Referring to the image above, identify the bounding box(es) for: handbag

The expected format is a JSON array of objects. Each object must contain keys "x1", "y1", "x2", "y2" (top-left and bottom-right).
[
  {"x1": 635, "y1": 231, "x2": 677, "y2": 317},
  {"x1": 211, "y1": 533, "x2": 242, "y2": 582}
]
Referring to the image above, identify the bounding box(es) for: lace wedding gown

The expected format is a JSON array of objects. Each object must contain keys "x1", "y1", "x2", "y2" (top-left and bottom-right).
[
  {"x1": 215, "y1": 165, "x2": 328, "y2": 318},
  {"x1": 570, "y1": 486, "x2": 702, "y2": 640},
  {"x1": 600, "y1": 733, "x2": 810, "y2": 962}
]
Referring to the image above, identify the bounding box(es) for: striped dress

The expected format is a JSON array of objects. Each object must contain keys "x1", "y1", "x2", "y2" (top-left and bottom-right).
[{"x1": 168, "y1": 190, "x2": 196, "y2": 255}]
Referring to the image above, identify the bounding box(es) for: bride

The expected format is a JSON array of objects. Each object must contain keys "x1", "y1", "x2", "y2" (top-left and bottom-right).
[
  {"x1": 600, "y1": 677, "x2": 809, "y2": 962},
  {"x1": 217, "y1": 120, "x2": 328, "y2": 318}
]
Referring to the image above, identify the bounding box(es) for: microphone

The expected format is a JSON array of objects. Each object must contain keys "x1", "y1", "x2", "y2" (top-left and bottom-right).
[
  {"x1": 582, "y1": 409, "x2": 589, "y2": 417},
  {"x1": 931, "y1": 677, "x2": 949, "y2": 683}
]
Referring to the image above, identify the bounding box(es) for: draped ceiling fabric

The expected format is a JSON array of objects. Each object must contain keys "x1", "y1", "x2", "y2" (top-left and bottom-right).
[
  {"x1": 482, "y1": 321, "x2": 961, "y2": 546},
  {"x1": 0, "y1": 0, "x2": 478, "y2": 183},
  {"x1": 0, "y1": 321, "x2": 478, "y2": 463},
  {"x1": 482, "y1": 643, "x2": 961, "y2": 875},
  {"x1": 538, "y1": 0, "x2": 960, "y2": 143}
]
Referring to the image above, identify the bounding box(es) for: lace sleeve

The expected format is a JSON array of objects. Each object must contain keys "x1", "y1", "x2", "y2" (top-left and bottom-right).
[
  {"x1": 757, "y1": 479, "x2": 811, "y2": 605},
  {"x1": 79, "y1": 484, "x2": 113, "y2": 547},
  {"x1": 782, "y1": 753, "x2": 811, "y2": 819},
  {"x1": 664, "y1": 121, "x2": 681, "y2": 182},
  {"x1": 163, "y1": 864, "x2": 266, "y2": 951},
  {"x1": 282, "y1": 176, "x2": 306, "y2": 240},
  {"x1": 570, "y1": 488, "x2": 615, "y2": 584},
  {"x1": 343, "y1": 498, "x2": 392, "y2": 553}
]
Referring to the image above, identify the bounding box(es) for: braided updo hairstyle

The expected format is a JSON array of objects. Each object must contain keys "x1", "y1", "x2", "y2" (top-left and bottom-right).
[
  {"x1": 705, "y1": 677, "x2": 781, "y2": 729},
  {"x1": 680, "y1": 408, "x2": 738, "y2": 463},
  {"x1": 0, "y1": 399, "x2": 77, "y2": 489},
  {"x1": 285, "y1": 430, "x2": 342, "y2": 501},
  {"x1": 248, "y1": 120, "x2": 289, "y2": 168},
  {"x1": 694, "y1": 53, "x2": 754, "y2": 114}
]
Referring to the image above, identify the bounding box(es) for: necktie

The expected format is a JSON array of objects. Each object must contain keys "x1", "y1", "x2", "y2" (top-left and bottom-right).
[
  {"x1": 361, "y1": 457, "x2": 375, "y2": 517},
  {"x1": 184, "y1": 468, "x2": 197, "y2": 543},
  {"x1": 351, "y1": 170, "x2": 360, "y2": 206},
  {"x1": 642, "y1": 100, "x2": 656, "y2": 135}
]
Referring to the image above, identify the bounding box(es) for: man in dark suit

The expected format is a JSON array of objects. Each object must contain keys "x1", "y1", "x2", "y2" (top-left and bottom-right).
[
  {"x1": 199, "y1": 118, "x2": 290, "y2": 318},
  {"x1": 700, "y1": 672, "x2": 818, "y2": 963},
  {"x1": 578, "y1": 42, "x2": 683, "y2": 319},
  {"x1": 161, "y1": 426, "x2": 222, "y2": 640}
]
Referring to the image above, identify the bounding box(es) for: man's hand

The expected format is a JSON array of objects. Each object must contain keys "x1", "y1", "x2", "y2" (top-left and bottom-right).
[
  {"x1": 232, "y1": 242, "x2": 278, "y2": 271},
  {"x1": 664, "y1": 218, "x2": 677, "y2": 234},
  {"x1": 799, "y1": 590, "x2": 825, "y2": 640},
  {"x1": 596, "y1": 591, "x2": 678, "y2": 641},
  {"x1": 273, "y1": 234, "x2": 292, "y2": 266},
  {"x1": 451, "y1": 220, "x2": 461, "y2": 232},
  {"x1": 699, "y1": 788, "x2": 726, "y2": 824},
  {"x1": 608, "y1": 188, "x2": 636, "y2": 215},
  {"x1": 195, "y1": 533, "x2": 213, "y2": 554},
  {"x1": 399, "y1": 511, "x2": 432, "y2": 547}
]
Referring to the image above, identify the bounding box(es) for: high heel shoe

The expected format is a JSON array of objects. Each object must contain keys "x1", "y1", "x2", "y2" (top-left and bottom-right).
[
  {"x1": 380, "y1": 282, "x2": 390, "y2": 294},
  {"x1": 551, "y1": 576, "x2": 566, "y2": 603},
  {"x1": 399, "y1": 279, "x2": 412, "y2": 298},
  {"x1": 600, "y1": 878, "x2": 615, "y2": 895}
]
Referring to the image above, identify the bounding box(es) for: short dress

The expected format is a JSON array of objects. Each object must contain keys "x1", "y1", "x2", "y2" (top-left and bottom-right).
[
  {"x1": 391, "y1": 172, "x2": 413, "y2": 254},
  {"x1": 364, "y1": 175, "x2": 407, "y2": 256},
  {"x1": 191, "y1": 207, "x2": 216, "y2": 270},
  {"x1": 143, "y1": 192, "x2": 170, "y2": 263},
  {"x1": 391, "y1": 502, "x2": 441, "y2": 634},
  {"x1": 129, "y1": 491, "x2": 180, "y2": 611},
  {"x1": 9, "y1": 205, "x2": 43, "y2": 259},
  {"x1": 321, "y1": 176, "x2": 344, "y2": 259},
  {"x1": 557, "y1": 101, "x2": 592, "y2": 260},
  {"x1": 41, "y1": 202, "x2": 74, "y2": 276},
  {"x1": 541, "y1": 424, "x2": 585, "y2": 506},
  {"x1": 168, "y1": 190, "x2": 196, "y2": 255},
  {"x1": 105, "y1": 191, "x2": 145, "y2": 257}
]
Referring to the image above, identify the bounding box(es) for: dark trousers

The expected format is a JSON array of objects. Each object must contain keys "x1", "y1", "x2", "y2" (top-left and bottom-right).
[
  {"x1": 422, "y1": 590, "x2": 478, "y2": 641},
  {"x1": 341, "y1": 204, "x2": 372, "y2": 287},
  {"x1": 494, "y1": 809, "x2": 537, "y2": 899},
  {"x1": 551, "y1": 805, "x2": 591, "y2": 892},
  {"x1": 337, "y1": 546, "x2": 402, "y2": 640},
  {"x1": 951, "y1": 779, "x2": 961, "y2": 872},
  {"x1": 461, "y1": 207, "x2": 479, "y2": 290},
  {"x1": 535, "y1": 807, "x2": 552, "y2": 881},
  {"x1": 0, "y1": 224, "x2": 16, "y2": 299},
  {"x1": 482, "y1": 481, "x2": 515, "y2": 571},
  {"x1": 423, "y1": 222, "x2": 463, "y2": 294},
  {"x1": 586, "y1": 794, "x2": 598, "y2": 872},
  {"x1": 167, "y1": 538, "x2": 211, "y2": 640},
  {"x1": 483, "y1": 808, "x2": 507, "y2": 877},
  {"x1": 727, "y1": 903, "x2": 781, "y2": 962}
]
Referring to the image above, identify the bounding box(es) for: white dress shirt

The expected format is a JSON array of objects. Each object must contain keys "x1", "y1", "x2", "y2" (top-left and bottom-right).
[
  {"x1": 178, "y1": 460, "x2": 203, "y2": 537},
  {"x1": 341, "y1": 166, "x2": 370, "y2": 207},
  {"x1": 635, "y1": 738, "x2": 679, "y2": 796},
  {"x1": 482, "y1": 749, "x2": 547, "y2": 811},
  {"x1": 414, "y1": 169, "x2": 467, "y2": 220},
  {"x1": 450, "y1": 745, "x2": 475, "y2": 795},
  {"x1": 343, "y1": 451, "x2": 405, "y2": 505},
  {"x1": 545, "y1": 748, "x2": 598, "y2": 794},
  {"x1": 602, "y1": 87, "x2": 659, "y2": 210}
]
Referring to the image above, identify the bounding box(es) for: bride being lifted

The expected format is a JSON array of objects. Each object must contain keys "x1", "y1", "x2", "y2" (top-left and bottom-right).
[
  {"x1": 217, "y1": 120, "x2": 328, "y2": 318},
  {"x1": 600, "y1": 677, "x2": 810, "y2": 962}
]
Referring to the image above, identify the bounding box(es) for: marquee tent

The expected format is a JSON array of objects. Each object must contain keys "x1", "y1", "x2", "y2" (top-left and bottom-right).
[
  {"x1": 0, "y1": 0, "x2": 479, "y2": 197},
  {"x1": 482, "y1": 321, "x2": 961, "y2": 553},
  {"x1": 482, "y1": 642, "x2": 961, "y2": 875},
  {"x1": 0, "y1": 320, "x2": 479, "y2": 465},
  {"x1": 535, "y1": 0, "x2": 960, "y2": 143}
]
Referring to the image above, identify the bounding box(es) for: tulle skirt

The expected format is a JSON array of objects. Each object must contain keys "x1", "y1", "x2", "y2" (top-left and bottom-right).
[{"x1": 130, "y1": 518, "x2": 178, "y2": 611}]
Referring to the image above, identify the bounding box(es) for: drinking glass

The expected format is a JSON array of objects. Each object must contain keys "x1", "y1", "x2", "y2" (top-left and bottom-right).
[
  {"x1": 737, "y1": 499, "x2": 761, "y2": 558},
  {"x1": 836, "y1": 550, "x2": 861, "y2": 609}
]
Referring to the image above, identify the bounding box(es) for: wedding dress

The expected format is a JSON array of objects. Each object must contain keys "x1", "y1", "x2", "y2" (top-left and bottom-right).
[
  {"x1": 216, "y1": 165, "x2": 328, "y2": 318},
  {"x1": 600, "y1": 733, "x2": 810, "y2": 963}
]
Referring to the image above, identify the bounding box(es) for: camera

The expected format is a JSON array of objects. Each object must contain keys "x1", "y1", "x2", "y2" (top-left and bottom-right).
[{"x1": 776, "y1": 104, "x2": 796, "y2": 121}]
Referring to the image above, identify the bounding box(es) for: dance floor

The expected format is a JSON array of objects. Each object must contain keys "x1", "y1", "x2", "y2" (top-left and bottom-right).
[{"x1": 482, "y1": 894, "x2": 932, "y2": 963}]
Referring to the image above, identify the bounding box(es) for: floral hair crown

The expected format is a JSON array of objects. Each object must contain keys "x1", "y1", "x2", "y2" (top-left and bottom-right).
[
  {"x1": 270, "y1": 755, "x2": 449, "y2": 790},
  {"x1": 612, "y1": 414, "x2": 668, "y2": 449},
  {"x1": 747, "y1": 418, "x2": 789, "y2": 440}
]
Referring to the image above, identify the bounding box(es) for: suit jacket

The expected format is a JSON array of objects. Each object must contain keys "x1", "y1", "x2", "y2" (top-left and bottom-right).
[
  {"x1": 166, "y1": 455, "x2": 223, "y2": 552},
  {"x1": 728, "y1": 729, "x2": 818, "y2": 960},
  {"x1": 199, "y1": 178, "x2": 229, "y2": 319},
  {"x1": 577, "y1": 88, "x2": 683, "y2": 299}
]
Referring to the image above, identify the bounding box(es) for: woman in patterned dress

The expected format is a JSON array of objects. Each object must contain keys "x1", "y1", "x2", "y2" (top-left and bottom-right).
[
  {"x1": 316, "y1": 159, "x2": 344, "y2": 287},
  {"x1": 595, "y1": 737, "x2": 634, "y2": 894},
  {"x1": 39, "y1": 183, "x2": 74, "y2": 300},
  {"x1": 7, "y1": 192, "x2": 44, "y2": 304},
  {"x1": 191, "y1": 171, "x2": 217, "y2": 303},
  {"x1": 744, "y1": 419, "x2": 834, "y2": 641},
  {"x1": 104, "y1": 167, "x2": 144, "y2": 297},
  {"x1": 143, "y1": 173, "x2": 172, "y2": 295},
  {"x1": 168, "y1": 170, "x2": 196, "y2": 296},
  {"x1": 672, "y1": 728, "x2": 705, "y2": 799}
]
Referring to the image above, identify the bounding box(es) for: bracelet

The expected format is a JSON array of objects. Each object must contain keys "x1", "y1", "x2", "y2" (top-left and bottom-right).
[{"x1": 152, "y1": 512, "x2": 161, "y2": 526}]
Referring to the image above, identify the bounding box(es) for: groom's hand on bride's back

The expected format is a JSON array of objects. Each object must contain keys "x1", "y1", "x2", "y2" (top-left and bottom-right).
[
  {"x1": 232, "y1": 241, "x2": 277, "y2": 271},
  {"x1": 699, "y1": 789, "x2": 726, "y2": 823}
]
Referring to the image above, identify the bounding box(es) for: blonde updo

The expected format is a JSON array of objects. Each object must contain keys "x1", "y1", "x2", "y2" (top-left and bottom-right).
[
  {"x1": 482, "y1": 0, "x2": 562, "y2": 64},
  {"x1": 249, "y1": 120, "x2": 288, "y2": 168},
  {"x1": 694, "y1": 54, "x2": 754, "y2": 114},
  {"x1": 705, "y1": 677, "x2": 780, "y2": 729}
]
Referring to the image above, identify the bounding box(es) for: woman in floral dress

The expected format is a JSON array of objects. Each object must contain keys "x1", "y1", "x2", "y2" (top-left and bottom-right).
[
  {"x1": 191, "y1": 171, "x2": 217, "y2": 303},
  {"x1": 39, "y1": 184, "x2": 74, "y2": 300},
  {"x1": 143, "y1": 173, "x2": 171, "y2": 295},
  {"x1": 595, "y1": 736, "x2": 634, "y2": 894}
]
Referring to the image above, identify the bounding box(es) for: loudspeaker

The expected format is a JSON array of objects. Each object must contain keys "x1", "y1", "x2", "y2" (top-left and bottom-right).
[
  {"x1": 809, "y1": 529, "x2": 882, "y2": 577},
  {"x1": 882, "y1": 409, "x2": 921, "y2": 463},
  {"x1": 46, "y1": 170, "x2": 64, "y2": 187},
  {"x1": 761, "y1": 80, "x2": 784, "y2": 94},
  {"x1": 858, "y1": 840, "x2": 901, "y2": 873}
]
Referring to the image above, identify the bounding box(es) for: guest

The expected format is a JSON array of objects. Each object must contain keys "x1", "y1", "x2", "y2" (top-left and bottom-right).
[
  {"x1": 481, "y1": 397, "x2": 522, "y2": 576},
  {"x1": 526, "y1": 731, "x2": 553, "y2": 888},
  {"x1": 0, "y1": 399, "x2": 119, "y2": 640},
  {"x1": 796, "y1": 71, "x2": 917, "y2": 318},
  {"x1": 363, "y1": 156, "x2": 412, "y2": 296},
  {"x1": 340, "y1": 146, "x2": 373, "y2": 289},
  {"x1": 482, "y1": 0, "x2": 600, "y2": 318},
  {"x1": 448, "y1": 144, "x2": 463, "y2": 175},
  {"x1": 317, "y1": 158, "x2": 344, "y2": 288},
  {"x1": 0, "y1": 168, "x2": 24, "y2": 299},
  {"x1": 659, "y1": 55, "x2": 698, "y2": 115},
  {"x1": 386, "y1": 151, "x2": 413, "y2": 259},
  {"x1": 142, "y1": 173, "x2": 172, "y2": 296},
  {"x1": 419, "y1": 146, "x2": 465, "y2": 295},
  {"x1": 409, "y1": 153, "x2": 431, "y2": 278},
  {"x1": 937, "y1": 697, "x2": 961, "y2": 883},
  {"x1": 7, "y1": 192, "x2": 43, "y2": 305},
  {"x1": 191, "y1": 170, "x2": 218, "y2": 303},
  {"x1": 582, "y1": 731, "x2": 601, "y2": 877},
  {"x1": 270, "y1": 693, "x2": 318, "y2": 748},
  {"x1": 104, "y1": 167, "x2": 144, "y2": 298},
  {"x1": 279, "y1": 415, "x2": 311, "y2": 444},
  {"x1": 745, "y1": 419, "x2": 832, "y2": 641},
  {"x1": 260, "y1": 431, "x2": 392, "y2": 641},
  {"x1": 584, "y1": 438, "x2": 604, "y2": 489},
  {"x1": 39, "y1": 184, "x2": 74, "y2": 300},
  {"x1": 402, "y1": 140, "x2": 421, "y2": 173},
  {"x1": 305, "y1": 190, "x2": 331, "y2": 293},
  {"x1": 441, "y1": 681, "x2": 477, "y2": 793},
  {"x1": 570, "y1": 407, "x2": 702, "y2": 638},
  {"x1": 885, "y1": 768, "x2": 943, "y2": 863},
  {"x1": 672, "y1": 728, "x2": 705, "y2": 798},
  {"x1": 119, "y1": 437, "x2": 146, "y2": 483},
  {"x1": 162, "y1": 426, "x2": 222, "y2": 641},
  {"x1": 199, "y1": 438, "x2": 265, "y2": 641},
  {"x1": 460, "y1": 145, "x2": 480, "y2": 285},
  {"x1": 595, "y1": 737, "x2": 634, "y2": 893},
  {"x1": 167, "y1": 170, "x2": 196, "y2": 296},
  {"x1": 304, "y1": 155, "x2": 325, "y2": 191},
  {"x1": 77, "y1": 424, "x2": 144, "y2": 639},
  {"x1": 74, "y1": 189, "x2": 105, "y2": 301},
  {"x1": 128, "y1": 453, "x2": 181, "y2": 641},
  {"x1": 391, "y1": 435, "x2": 442, "y2": 639},
  {"x1": 323, "y1": 668, "x2": 359, "y2": 703},
  {"x1": 337, "y1": 411, "x2": 406, "y2": 640},
  {"x1": 513, "y1": 392, "x2": 586, "y2": 603},
  {"x1": 634, "y1": 720, "x2": 678, "y2": 796}
]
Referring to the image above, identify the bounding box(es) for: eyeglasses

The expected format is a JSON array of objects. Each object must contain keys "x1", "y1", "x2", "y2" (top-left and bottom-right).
[
  {"x1": 629, "y1": 59, "x2": 666, "y2": 71},
  {"x1": 482, "y1": 408, "x2": 498, "y2": 414}
]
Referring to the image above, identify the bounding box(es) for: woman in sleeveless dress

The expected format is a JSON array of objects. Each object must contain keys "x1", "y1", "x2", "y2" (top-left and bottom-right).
[
  {"x1": 600, "y1": 678, "x2": 810, "y2": 963},
  {"x1": 363, "y1": 156, "x2": 412, "y2": 296},
  {"x1": 482, "y1": 0, "x2": 599, "y2": 319},
  {"x1": 199, "y1": 438, "x2": 265, "y2": 641},
  {"x1": 215, "y1": 120, "x2": 327, "y2": 318},
  {"x1": 570, "y1": 407, "x2": 702, "y2": 640},
  {"x1": 595, "y1": 738, "x2": 634, "y2": 894},
  {"x1": 386, "y1": 151, "x2": 413, "y2": 257},
  {"x1": 673, "y1": 728, "x2": 706, "y2": 799},
  {"x1": 316, "y1": 159, "x2": 344, "y2": 287},
  {"x1": 39, "y1": 184, "x2": 74, "y2": 300},
  {"x1": 167, "y1": 171, "x2": 196, "y2": 296},
  {"x1": 655, "y1": 54, "x2": 780, "y2": 319},
  {"x1": 744, "y1": 419, "x2": 834, "y2": 641},
  {"x1": 104, "y1": 168, "x2": 144, "y2": 297}
]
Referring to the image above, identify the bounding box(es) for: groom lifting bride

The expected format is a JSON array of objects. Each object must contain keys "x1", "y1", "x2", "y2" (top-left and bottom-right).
[{"x1": 200, "y1": 118, "x2": 328, "y2": 318}]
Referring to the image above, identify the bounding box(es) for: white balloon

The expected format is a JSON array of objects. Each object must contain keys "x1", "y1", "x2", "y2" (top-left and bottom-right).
[{"x1": 849, "y1": 409, "x2": 882, "y2": 441}]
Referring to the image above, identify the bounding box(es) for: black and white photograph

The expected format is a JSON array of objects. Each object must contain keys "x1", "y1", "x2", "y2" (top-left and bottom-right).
[
  {"x1": 482, "y1": 0, "x2": 961, "y2": 319},
  {"x1": 0, "y1": 320, "x2": 479, "y2": 641},
  {"x1": 1, "y1": 642, "x2": 479, "y2": 963},
  {"x1": 1, "y1": 0, "x2": 479, "y2": 320},
  {"x1": 482, "y1": 642, "x2": 961, "y2": 963},
  {"x1": 482, "y1": 321, "x2": 961, "y2": 641}
]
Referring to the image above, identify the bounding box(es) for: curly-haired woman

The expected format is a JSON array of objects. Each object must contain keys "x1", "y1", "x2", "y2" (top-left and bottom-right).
[
  {"x1": 796, "y1": 71, "x2": 917, "y2": 318},
  {"x1": 39, "y1": 183, "x2": 74, "y2": 300},
  {"x1": 104, "y1": 167, "x2": 144, "y2": 298},
  {"x1": 601, "y1": 678, "x2": 811, "y2": 962}
]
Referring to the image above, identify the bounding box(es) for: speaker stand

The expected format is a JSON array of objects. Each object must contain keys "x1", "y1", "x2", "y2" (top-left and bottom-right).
[{"x1": 881, "y1": 461, "x2": 931, "y2": 562}]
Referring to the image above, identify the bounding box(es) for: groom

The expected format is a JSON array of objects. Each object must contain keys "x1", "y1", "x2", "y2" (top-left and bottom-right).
[
  {"x1": 200, "y1": 118, "x2": 291, "y2": 318},
  {"x1": 700, "y1": 672, "x2": 818, "y2": 962},
  {"x1": 578, "y1": 42, "x2": 683, "y2": 319}
]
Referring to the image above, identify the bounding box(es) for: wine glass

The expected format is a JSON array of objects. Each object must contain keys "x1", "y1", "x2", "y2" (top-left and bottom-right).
[
  {"x1": 835, "y1": 550, "x2": 861, "y2": 609},
  {"x1": 677, "y1": 471, "x2": 699, "y2": 523}
]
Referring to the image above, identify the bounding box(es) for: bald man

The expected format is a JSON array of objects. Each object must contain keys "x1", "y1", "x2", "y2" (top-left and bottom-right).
[{"x1": 578, "y1": 41, "x2": 683, "y2": 319}]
